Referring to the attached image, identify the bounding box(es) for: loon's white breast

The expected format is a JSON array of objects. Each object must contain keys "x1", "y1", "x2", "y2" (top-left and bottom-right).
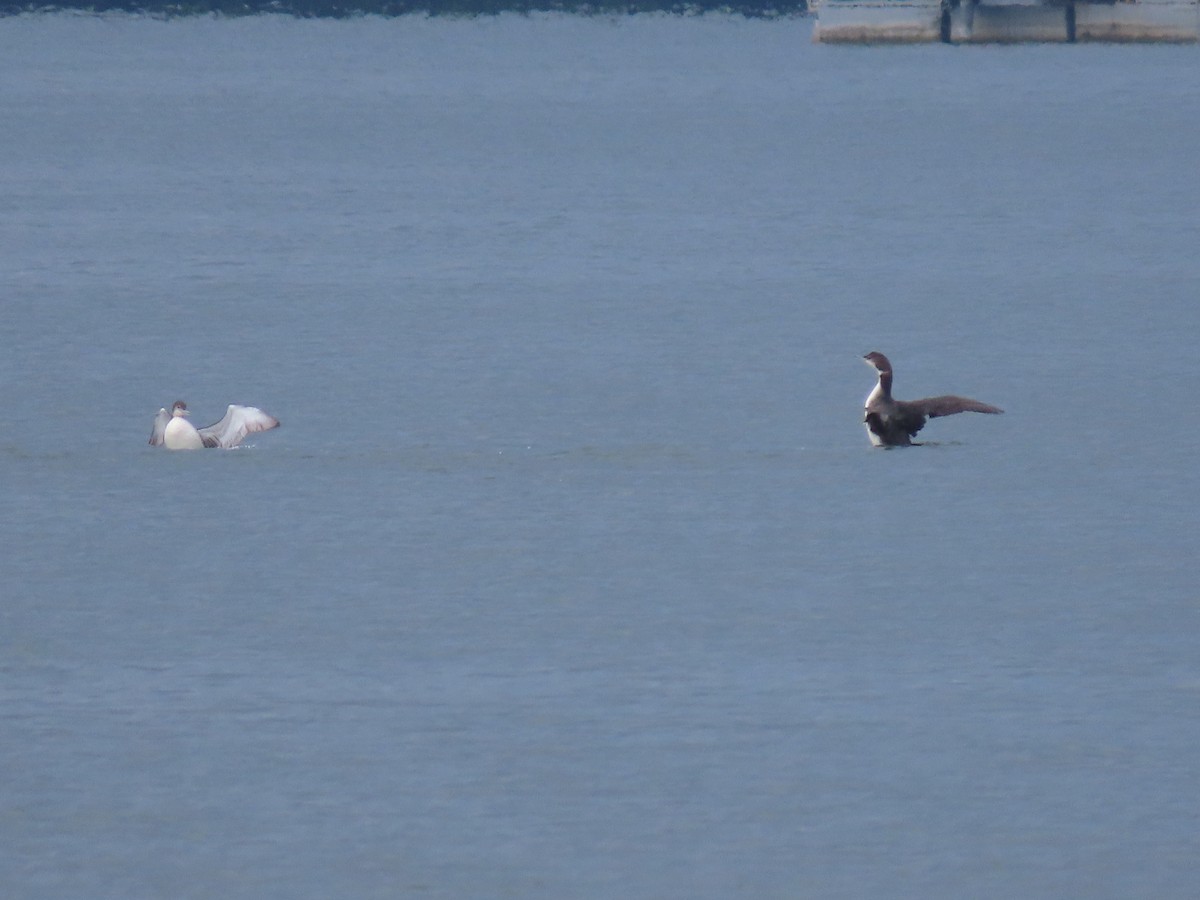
[
  {"x1": 163, "y1": 414, "x2": 205, "y2": 450},
  {"x1": 863, "y1": 362, "x2": 888, "y2": 446},
  {"x1": 864, "y1": 380, "x2": 886, "y2": 410}
]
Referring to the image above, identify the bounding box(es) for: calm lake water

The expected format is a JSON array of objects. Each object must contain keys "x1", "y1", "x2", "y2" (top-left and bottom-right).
[{"x1": 2, "y1": 12, "x2": 1198, "y2": 898}]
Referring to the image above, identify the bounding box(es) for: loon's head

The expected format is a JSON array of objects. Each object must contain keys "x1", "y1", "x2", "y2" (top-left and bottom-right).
[
  {"x1": 170, "y1": 400, "x2": 190, "y2": 418},
  {"x1": 863, "y1": 352, "x2": 892, "y2": 376}
]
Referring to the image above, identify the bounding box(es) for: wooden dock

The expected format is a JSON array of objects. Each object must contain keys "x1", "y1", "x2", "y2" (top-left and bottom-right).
[{"x1": 813, "y1": 0, "x2": 1199, "y2": 42}]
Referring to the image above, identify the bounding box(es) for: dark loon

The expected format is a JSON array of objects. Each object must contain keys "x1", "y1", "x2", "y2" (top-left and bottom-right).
[
  {"x1": 863, "y1": 352, "x2": 1003, "y2": 447},
  {"x1": 149, "y1": 400, "x2": 280, "y2": 450}
]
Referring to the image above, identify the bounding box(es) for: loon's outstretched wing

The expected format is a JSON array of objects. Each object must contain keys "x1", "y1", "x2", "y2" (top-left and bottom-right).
[
  {"x1": 197, "y1": 405, "x2": 280, "y2": 449},
  {"x1": 907, "y1": 395, "x2": 1004, "y2": 419},
  {"x1": 148, "y1": 408, "x2": 170, "y2": 446},
  {"x1": 868, "y1": 396, "x2": 1003, "y2": 445}
]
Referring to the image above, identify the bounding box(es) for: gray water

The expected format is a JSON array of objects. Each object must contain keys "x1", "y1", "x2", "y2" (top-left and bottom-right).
[{"x1": 2, "y1": 12, "x2": 1199, "y2": 898}]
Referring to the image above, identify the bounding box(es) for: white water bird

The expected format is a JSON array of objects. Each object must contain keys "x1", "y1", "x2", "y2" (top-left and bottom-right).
[{"x1": 149, "y1": 400, "x2": 280, "y2": 450}]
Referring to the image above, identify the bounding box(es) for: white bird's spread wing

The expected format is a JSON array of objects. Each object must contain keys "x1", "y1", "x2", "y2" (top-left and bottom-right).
[
  {"x1": 148, "y1": 408, "x2": 170, "y2": 446},
  {"x1": 197, "y1": 405, "x2": 280, "y2": 449}
]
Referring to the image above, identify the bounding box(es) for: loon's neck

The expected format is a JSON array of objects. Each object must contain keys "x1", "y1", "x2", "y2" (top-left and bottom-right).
[{"x1": 866, "y1": 369, "x2": 892, "y2": 406}]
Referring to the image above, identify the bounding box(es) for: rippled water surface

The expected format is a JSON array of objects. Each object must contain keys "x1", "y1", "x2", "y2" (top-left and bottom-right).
[{"x1": 2, "y1": 13, "x2": 1198, "y2": 898}]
